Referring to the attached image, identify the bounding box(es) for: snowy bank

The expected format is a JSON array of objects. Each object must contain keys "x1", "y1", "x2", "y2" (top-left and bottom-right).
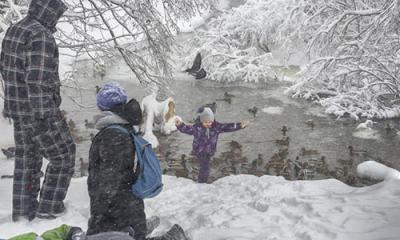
[{"x1": 0, "y1": 175, "x2": 399, "y2": 239}]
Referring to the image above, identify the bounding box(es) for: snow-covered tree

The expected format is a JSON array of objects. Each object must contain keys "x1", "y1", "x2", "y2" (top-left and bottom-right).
[
  {"x1": 286, "y1": 0, "x2": 400, "y2": 119},
  {"x1": 60, "y1": 0, "x2": 215, "y2": 87},
  {"x1": 183, "y1": 0, "x2": 400, "y2": 119},
  {"x1": 0, "y1": 0, "x2": 215, "y2": 88},
  {"x1": 179, "y1": 0, "x2": 319, "y2": 83}
]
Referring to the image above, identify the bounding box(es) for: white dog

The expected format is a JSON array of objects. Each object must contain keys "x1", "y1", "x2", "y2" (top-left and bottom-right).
[{"x1": 141, "y1": 92, "x2": 177, "y2": 148}]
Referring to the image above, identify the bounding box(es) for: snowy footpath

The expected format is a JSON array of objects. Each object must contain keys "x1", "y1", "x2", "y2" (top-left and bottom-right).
[{"x1": 0, "y1": 175, "x2": 399, "y2": 240}]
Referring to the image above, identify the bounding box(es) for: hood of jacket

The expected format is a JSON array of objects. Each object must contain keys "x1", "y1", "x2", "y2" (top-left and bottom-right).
[
  {"x1": 94, "y1": 111, "x2": 129, "y2": 130},
  {"x1": 28, "y1": 0, "x2": 67, "y2": 32}
]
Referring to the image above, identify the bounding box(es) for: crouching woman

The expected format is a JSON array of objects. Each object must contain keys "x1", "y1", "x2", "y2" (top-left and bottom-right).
[
  {"x1": 87, "y1": 83, "x2": 188, "y2": 240},
  {"x1": 87, "y1": 82, "x2": 146, "y2": 238}
]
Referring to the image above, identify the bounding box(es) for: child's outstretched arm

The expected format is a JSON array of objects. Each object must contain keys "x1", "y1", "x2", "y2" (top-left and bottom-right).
[
  {"x1": 216, "y1": 120, "x2": 249, "y2": 133},
  {"x1": 176, "y1": 118, "x2": 194, "y2": 135}
]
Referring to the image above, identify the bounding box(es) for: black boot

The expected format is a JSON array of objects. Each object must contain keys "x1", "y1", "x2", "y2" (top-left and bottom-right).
[
  {"x1": 146, "y1": 216, "x2": 161, "y2": 236},
  {"x1": 163, "y1": 224, "x2": 188, "y2": 240}
]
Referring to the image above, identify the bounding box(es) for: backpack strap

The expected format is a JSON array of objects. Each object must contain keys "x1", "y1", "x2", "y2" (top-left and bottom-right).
[{"x1": 106, "y1": 125, "x2": 145, "y2": 151}]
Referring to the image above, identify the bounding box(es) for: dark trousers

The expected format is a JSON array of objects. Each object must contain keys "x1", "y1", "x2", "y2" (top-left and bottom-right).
[
  {"x1": 12, "y1": 114, "x2": 75, "y2": 220},
  {"x1": 196, "y1": 154, "x2": 211, "y2": 183}
]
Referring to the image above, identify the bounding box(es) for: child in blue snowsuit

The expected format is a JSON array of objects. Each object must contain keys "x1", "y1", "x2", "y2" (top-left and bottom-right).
[{"x1": 176, "y1": 107, "x2": 248, "y2": 183}]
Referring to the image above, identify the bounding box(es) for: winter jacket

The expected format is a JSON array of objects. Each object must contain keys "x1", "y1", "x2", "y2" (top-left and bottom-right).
[
  {"x1": 177, "y1": 121, "x2": 241, "y2": 156},
  {"x1": 0, "y1": 0, "x2": 67, "y2": 120},
  {"x1": 8, "y1": 224, "x2": 73, "y2": 240},
  {"x1": 87, "y1": 111, "x2": 146, "y2": 237}
]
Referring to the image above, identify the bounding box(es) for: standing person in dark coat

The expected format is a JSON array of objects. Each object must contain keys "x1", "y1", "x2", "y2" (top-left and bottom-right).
[
  {"x1": 88, "y1": 82, "x2": 188, "y2": 240},
  {"x1": 0, "y1": 0, "x2": 75, "y2": 221},
  {"x1": 176, "y1": 107, "x2": 249, "y2": 183}
]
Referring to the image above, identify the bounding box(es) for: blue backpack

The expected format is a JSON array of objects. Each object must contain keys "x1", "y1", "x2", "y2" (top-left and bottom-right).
[{"x1": 107, "y1": 125, "x2": 163, "y2": 199}]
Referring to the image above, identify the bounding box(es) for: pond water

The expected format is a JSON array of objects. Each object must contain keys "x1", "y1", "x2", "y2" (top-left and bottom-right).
[{"x1": 66, "y1": 59, "x2": 400, "y2": 186}]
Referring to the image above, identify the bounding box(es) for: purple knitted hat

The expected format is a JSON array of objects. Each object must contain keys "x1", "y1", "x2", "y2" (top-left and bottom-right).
[{"x1": 96, "y1": 82, "x2": 128, "y2": 111}]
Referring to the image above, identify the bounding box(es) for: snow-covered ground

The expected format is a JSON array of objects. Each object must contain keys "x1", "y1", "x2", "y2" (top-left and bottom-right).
[{"x1": 0, "y1": 175, "x2": 399, "y2": 239}]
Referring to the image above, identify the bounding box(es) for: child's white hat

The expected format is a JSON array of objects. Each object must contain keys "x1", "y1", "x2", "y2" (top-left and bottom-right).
[{"x1": 200, "y1": 107, "x2": 214, "y2": 122}]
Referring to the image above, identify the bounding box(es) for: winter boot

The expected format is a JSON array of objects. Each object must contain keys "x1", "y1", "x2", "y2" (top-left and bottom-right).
[
  {"x1": 146, "y1": 216, "x2": 161, "y2": 236},
  {"x1": 163, "y1": 224, "x2": 188, "y2": 240}
]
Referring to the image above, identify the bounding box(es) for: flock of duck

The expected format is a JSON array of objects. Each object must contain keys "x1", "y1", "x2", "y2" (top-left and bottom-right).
[{"x1": 1, "y1": 89, "x2": 396, "y2": 186}]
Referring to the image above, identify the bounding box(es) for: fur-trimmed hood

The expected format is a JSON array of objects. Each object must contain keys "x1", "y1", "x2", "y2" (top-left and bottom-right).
[{"x1": 93, "y1": 111, "x2": 129, "y2": 130}]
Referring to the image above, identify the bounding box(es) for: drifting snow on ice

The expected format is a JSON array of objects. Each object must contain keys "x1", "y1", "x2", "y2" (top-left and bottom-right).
[{"x1": 261, "y1": 106, "x2": 284, "y2": 115}]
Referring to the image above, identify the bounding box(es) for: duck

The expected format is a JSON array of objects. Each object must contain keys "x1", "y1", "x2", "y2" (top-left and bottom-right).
[
  {"x1": 385, "y1": 123, "x2": 396, "y2": 135},
  {"x1": 229, "y1": 140, "x2": 242, "y2": 150},
  {"x1": 356, "y1": 120, "x2": 375, "y2": 130},
  {"x1": 84, "y1": 119, "x2": 95, "y2": 129},
  {"x1": 273, "y1": 136, "x2": 290, "y2": 146},
  {"x1": 224, "y1": 92, "x2": 236, "y2": 98},
  {"x1": 1, "y1": 147, "x2": 15, "y2": 159},
  {"x1": 248, "y1": 106, "x2": 258, "y2": 118},
  {"x1": 280, "y1": 125, "x2": 289, "y2": 136},
  {"x1": 68, "y1": 119, "x2": 76, "y2": 131},
  {"x1": 95, "y1": 85, "x2": 101, "y2": 94},
  {"x1": 305, "y1": 119, "x2": 315, "y2": 129},
  {"x1": 90, "y1": 133, "x2": 95, "y2": 142},
  {"x1": 337, "y1": 158, "x2": 354, "y2": 166},
  {"x1": 300, "y1": 147, "x2": 319, "y2": 156},
  {"x1": 216, "y1": 93, "x2": 233, "y2": 104},
  {"x1": 165, "y1": 151, "x2": 173, "y2": 167},
  {"x1": 348, "y1": 145, "x2": 367, "y2": 157}
]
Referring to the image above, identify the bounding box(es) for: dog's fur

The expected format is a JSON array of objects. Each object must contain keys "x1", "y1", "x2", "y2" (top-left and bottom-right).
[{"x1": 141, "y1": 93, "x2": 177, "y2": 148}]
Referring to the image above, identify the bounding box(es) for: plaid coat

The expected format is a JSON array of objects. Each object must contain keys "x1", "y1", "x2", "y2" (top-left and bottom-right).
[
  {"x1": 177, "y1": 121, "x2": 241, "y2": 157},
  {"x1": 0, "y1": 0, "x2": 67, "y2": 120}
]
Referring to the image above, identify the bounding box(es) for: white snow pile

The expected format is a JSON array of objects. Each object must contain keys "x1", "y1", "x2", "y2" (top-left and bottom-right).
[
  {"x1": 1, "y1": 175, "x2": 400, "y2": 239},
  {"x1": 179, "y1": 0, "x2": 310, "y2": 83},
  {"x1": 357, "y1": 161, "x2": 400, "y2": 181}
]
